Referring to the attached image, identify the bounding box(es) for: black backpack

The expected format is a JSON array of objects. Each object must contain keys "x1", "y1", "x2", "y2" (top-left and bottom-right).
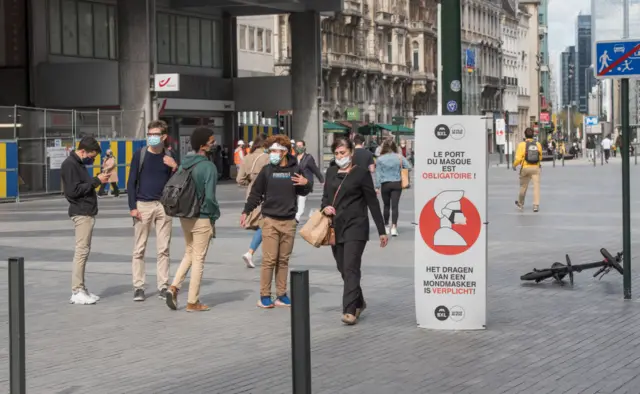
[
  {"x1": 160, "y1": 164, "x2": 202, "y2": 218},
  {"x1": 524, "y1": 141, "x2": 540, "y2": 164}
]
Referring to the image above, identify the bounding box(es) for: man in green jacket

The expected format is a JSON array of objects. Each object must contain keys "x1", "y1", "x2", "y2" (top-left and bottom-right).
[{"x1": 166, "y1": 127, "x2": 220, "y2": 312}]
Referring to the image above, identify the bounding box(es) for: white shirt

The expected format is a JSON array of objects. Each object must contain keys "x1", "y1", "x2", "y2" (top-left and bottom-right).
[{"x1": 601, "y1": 138, "x2": 612, "y2": 149}]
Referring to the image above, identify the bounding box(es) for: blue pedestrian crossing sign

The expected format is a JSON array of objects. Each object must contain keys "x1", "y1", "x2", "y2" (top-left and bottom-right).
[{"x1": 596, "y1": 39, "x2": 640, "y2": 79}]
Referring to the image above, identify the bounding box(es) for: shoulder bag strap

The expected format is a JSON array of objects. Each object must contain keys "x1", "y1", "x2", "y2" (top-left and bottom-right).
[
  {"x1": 250, "y1": 153, "x2": 266, "y2": 174},
  {"x1": 331, "y1": 165, "x2": 358, "y2": 206}
]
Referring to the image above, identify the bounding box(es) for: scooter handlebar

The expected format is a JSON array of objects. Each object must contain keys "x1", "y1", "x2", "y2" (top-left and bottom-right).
[{"x1": 600, "y1": 248, "x2": 624, "y2": 275}]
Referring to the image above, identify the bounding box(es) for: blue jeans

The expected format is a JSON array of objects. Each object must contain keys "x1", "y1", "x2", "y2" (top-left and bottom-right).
[{"x1": 250, "y1": 228, "x2": 262, "y2": 251}]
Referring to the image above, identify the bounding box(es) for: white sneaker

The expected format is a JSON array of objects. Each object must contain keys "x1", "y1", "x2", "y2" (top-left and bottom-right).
[
  {"x1": 86, "y1": 289, "x2": 100, "y2": 301},
  {"x1": 242, "y1": 252, "x2": 256, "y2": 268},
  {"x1": 391, "y1": 227, "x2": 399, "y2": 237},
  {"x1": 385, "y1": 226, "x2": 390, "y2": 235},
  {"x1": 69, "y1": 290, "x2": 97, "y2": 305}
]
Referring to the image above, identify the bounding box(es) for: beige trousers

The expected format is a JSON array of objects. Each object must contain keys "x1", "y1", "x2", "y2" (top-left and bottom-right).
[
  {"x1": 71, "y1": 215, "x2": 96, "y2": 291},
  {"x1": 171, "y1": 218, "x2": 213, "y2": 304},
  {"x1": 260, "y1": 217, "x2": 297, "y2": 297},
  {"x1": 518, "y1": 167, "x2": 541, "y2": 206},
  {"x1": 132, "y1": 201, "x2": 173, "y2": 290}
]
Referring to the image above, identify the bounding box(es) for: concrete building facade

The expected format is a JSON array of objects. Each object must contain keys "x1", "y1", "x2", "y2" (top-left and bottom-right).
[
  {"x1": 516, "y1": 1, "x2": 536, "y2": 141},
  {"x1": 501, "y1": 0, "x2": 521, "y2": 137},
  {"x1": 275, "y1": 0, "x2": 437, "y2": 126}
]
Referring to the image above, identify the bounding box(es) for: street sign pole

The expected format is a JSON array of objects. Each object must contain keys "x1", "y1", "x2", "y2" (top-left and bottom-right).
[
  {"x1": 595, "y1": 34, "x2": 638, "y2": 298},
  {"x1": 621, "y1": 78, "x2": 632, "y2": 299},
  {"x1": 440, "y1": 0, "x2": 462, "y2": 116}
]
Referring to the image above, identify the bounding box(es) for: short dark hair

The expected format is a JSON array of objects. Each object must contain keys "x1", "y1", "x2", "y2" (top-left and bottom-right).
[
  {"x1": 148, "y1": 120, "x2": 168, "y2": 134},
  {"x1": 190, "y1": 127, "x2": 214, "y2": 151},
  {"x1": 380, "y1": 140, "x2": 398, "y2": 155},
  {"x1": 524, "y1": 128, "x2": 534, "y2": 138},
  {"x1": 297, "y1": 140, "x2": 306, "y2": 146},
  {"x1": 353, "y1": 133, "x2": 365, "y2": 145},
  {"x1": 331, "y1": 137, "x2": 354, "y2": 153},
  {"x1": 78, "y1": 136, "x2": 101, "y2": 154}
]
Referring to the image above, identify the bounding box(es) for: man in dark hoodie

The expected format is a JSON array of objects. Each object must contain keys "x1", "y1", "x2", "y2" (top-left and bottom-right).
[
  {"x1": 241, "y1": 134, "x2": 311, "y2": 309},
  {"x1": 61, "y1": 136, "x2": 109, "y2": 305},
  {"x1": 165, "y1": 127, "x2": 220, "y2": 312}
]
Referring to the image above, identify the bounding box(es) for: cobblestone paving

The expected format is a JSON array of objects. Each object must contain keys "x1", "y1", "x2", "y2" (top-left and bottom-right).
[{"x1": 1, "y1": 157, "x2": 640, "y2": 393}]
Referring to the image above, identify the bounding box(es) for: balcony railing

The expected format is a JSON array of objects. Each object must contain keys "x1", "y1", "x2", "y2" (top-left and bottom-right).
[
  {"x1": 326, "y1": 52, "x2": 364, "y2": 70},
  {"x1": 375, "y1": 11, "x2": 393, "y2": 26},
  {"x1": 343, "y1": 0, "x2": 362, "y2": 16},
  {"x1": 408, "y1": 20, "x2": 435, "y2": 34},
  {"x1": 393, "y1": 64, "x2": 411, "y2": 77},
  {"x1": 482, "y1": 75, "x2": 501, "y2": 87},
  {"x1": 274, "y1": 57, "x2": 291, "y2": 66},
  {"x1": 381, "y1": 62, "x2": 394, "y2": 74}
]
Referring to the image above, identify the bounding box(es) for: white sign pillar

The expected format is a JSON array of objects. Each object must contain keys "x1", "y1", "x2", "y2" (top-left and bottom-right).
[{"x1": 414, "y1": 115, "x2": 488, "y2": 330}]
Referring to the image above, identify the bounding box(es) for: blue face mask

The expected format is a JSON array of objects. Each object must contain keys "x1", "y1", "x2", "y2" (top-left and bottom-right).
[
  {"x1": 147, "y1": 135, "x2": 162, "y2": 147},
  {"x1": 269, "y1": 152, "x2": 282, "y2": 165},
  {"x1": 82, "y1": 157, "x2": 94, "y2": 165}
]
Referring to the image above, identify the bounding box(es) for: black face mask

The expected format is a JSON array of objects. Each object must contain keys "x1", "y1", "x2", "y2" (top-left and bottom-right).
[
  {"x1": 448, "y1": 209, "x2": 463, "y2": 223},
  {"x1": 82, "y1": 157, "x2": 94, "y2": 165}
]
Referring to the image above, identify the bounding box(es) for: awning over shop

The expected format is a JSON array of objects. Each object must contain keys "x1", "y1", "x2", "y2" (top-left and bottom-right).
[
  {"x1": 323, "y1": 121, "x2": 349, "y2": 133},
  {"x1": 358, "y1": 123, "x2": 414, "y2": 135}
]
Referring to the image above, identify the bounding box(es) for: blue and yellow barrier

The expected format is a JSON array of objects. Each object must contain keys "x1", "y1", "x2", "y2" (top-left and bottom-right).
[
  {"x1": 241, "y1": 125, "x2": 280, "y2": 142},
  {"x1": 0, "y1": 140, "x2": 19, "y2": 199},
  {"x1": 76, "y1": 139, "x2": 146, "y2": 190}
]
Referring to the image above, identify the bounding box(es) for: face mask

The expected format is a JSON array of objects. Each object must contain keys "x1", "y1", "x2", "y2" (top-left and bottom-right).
[
  {"x1": 295, "y1": 147, "x2": 306, "y2": 154},
  {"x1": 147, "y1": 135, "x2": 162, "y2": 147},
  {"x1": 269, "y1": 152, "x2": 282, "y2": 165},
  {"x1": 82, "y1": 157, "x2": 94, "y2": 165},
  {"x1": 335, "y1": 156, "x2": 351, "y2": 169}
]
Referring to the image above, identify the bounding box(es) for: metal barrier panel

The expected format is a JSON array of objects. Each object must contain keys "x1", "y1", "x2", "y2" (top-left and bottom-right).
[
  {"x1": 241, "y1": 125, "x2": 281, "y2": 142},
  {"x1": 0, "y1": 140, "x2": 19, "y2": 199},
  {"x1": 79, "y1": 139, "x2": 146, "y2": 191}
]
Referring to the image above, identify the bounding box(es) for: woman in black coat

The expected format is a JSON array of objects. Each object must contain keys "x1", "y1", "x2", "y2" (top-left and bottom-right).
[{"x1": 321, "y1": 137, "x2": 388, "y2": 325}]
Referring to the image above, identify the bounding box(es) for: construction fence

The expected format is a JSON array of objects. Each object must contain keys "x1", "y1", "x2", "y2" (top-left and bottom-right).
[{"x1": 0, "y1": 106, "x2": 146, "y2": 201}]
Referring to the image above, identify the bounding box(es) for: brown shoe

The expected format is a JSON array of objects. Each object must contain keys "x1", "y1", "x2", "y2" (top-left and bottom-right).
[
  {"x1": 341, "y1": 313, "x2": 357, "y2": 325},
  {"x1": 186, "y1": 302, "x2": 210, "y2": 312},
  {"x1": 355, "y1": 301, "x2": 367, "y2": 319},
  {"x1": 165, "y1": 286, "x2": 179, "y2": 310}
]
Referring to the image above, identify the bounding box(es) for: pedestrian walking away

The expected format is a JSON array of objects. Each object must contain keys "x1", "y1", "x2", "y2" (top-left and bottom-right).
[
  {"x1": 98, "y1": 149, "x2": 120, "y2": 197},
  {"x1": 352, "y1": 133, "x2": 376, "y2": 173},
  {"x1": 241, "y1": 135, "x2": 311, "y2": 309},
  {"x1": 322, "y1": 138, "x2": 388, "y2": 325},
  {"x1": 513, "y1": 127, "x2": 542, "y2": 212},
  {"x1": 61, "y1": 136, "x2": 109, "y2": 305},
  {"x1": 165, "y1": 127, "x2": 220, "y2": 312},
  {"x1": 126, "y1": 120, "x2": 178, "y2": 301},
  {"x1": 601, "y1": 134, "x2": 612, "y2": 163},
  {"x1": 236, "y1": 133, "x2": 270, "y2": 268},
  {"x1": 294, "y1": 139, "x2": 324, "y2": 223},
  {"x1": 375, "y1": 140, "x2": 412, "y2": 236}
]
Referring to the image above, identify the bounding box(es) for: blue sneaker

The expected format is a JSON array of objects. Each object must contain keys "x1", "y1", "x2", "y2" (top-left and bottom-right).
[
  {"x1": 275, "y1": 294, "x2": 291, "y2": 307},
  {"x1": 257, "y1": 296, "x2": 275, "y2": 309}
]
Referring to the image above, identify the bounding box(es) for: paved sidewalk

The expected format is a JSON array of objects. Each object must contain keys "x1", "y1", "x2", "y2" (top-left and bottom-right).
[{"x1": 2, "y1": 163, "x2": 640, "y2": 393}]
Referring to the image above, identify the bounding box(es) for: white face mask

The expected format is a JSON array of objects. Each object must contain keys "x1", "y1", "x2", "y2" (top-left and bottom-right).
[{"x1": 335, "y1": 156, "x2": 351, "y2": 169}]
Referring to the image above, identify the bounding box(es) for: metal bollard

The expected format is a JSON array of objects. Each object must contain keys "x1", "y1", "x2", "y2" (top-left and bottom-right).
[
  {"x1": 9, "y1": 257, "x2": 26, "y2": 394},
  {"x1": 290, "y1": 270, "x2": 311, "y2": 394}
]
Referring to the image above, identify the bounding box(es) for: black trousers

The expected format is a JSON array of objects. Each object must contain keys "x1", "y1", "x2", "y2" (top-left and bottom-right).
[
  {"x1": 331, "y1": 240, "x2": 367, "y2": 315},
  {"x1": 380, "y1": 181, "x2": 402, "y2": 226},
  {"x1": 604, "y1": 149, "x2": 610, "y2": 161},
  {"x1": 98, "y1": 182, "x2": 119, "y2": 196}
]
